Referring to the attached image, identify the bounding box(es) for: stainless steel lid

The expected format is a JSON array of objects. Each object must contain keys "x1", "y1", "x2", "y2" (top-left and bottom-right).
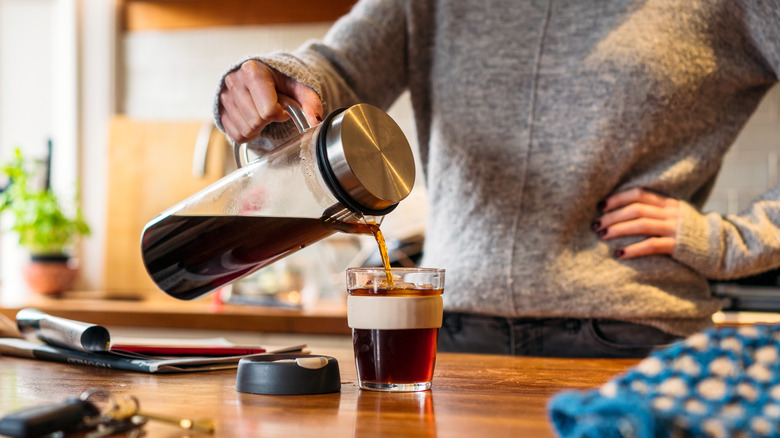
[{"x1": 320, "y1": 104, "x2": 415, "y2": 214}]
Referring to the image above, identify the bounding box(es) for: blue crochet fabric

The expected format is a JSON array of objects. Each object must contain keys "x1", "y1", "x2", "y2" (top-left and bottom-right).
[{"x1": 548, "y1": 324, "x2": 780, "y2": 438}]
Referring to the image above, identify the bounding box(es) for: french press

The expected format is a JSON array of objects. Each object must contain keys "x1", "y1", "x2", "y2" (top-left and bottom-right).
[{"x1": 140, "y1": 96, "x2": 416, "y2": 300}]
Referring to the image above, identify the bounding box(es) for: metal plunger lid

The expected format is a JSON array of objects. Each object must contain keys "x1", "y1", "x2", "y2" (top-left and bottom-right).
[{"x1": 318, "y1": 104, "x2": 416, "y2": 215}]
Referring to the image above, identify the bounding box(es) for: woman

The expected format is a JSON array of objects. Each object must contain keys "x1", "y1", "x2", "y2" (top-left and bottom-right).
[{"x1": 214, "y1": 0, "x2": 780, "y2": 357}]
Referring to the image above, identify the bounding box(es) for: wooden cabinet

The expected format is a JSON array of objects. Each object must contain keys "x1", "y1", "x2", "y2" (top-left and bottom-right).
[
  {"x1": 104, "y1": 116, "x2": 232, "y2": 297},
  {"x1": 121, "y1": 0, "x2": 358, "y2": 31}
]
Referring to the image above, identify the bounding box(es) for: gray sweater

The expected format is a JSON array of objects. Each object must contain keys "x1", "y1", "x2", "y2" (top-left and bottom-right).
[{"x1": 215, "y1": 0, "x2": 780, "y2": 336}]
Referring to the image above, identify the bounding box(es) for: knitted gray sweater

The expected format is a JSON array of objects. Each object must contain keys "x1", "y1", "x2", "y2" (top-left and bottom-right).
[{"x1": 215, "y1": 0, "x2": 780, "y2": 336}]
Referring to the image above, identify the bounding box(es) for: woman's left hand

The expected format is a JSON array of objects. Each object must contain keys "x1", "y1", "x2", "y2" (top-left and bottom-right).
[{"x1": 592, "y1": 188, "x2": 680, "y2": 259}]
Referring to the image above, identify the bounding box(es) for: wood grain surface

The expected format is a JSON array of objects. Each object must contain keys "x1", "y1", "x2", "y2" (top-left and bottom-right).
[{"x1": 0, "y1": 347, "x2": 638, "y2": 437}]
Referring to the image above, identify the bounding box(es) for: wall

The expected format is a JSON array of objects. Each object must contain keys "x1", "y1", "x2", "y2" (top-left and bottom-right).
[
  {"x1": 0, "y1": 0, "x2": 53, "y2": 158},
  {"x1": 703, "y1": 86, "x2": 780, "y2": 215},
  {"x1": 123, "y1": 25, "x2": 330, "y2": 120}
]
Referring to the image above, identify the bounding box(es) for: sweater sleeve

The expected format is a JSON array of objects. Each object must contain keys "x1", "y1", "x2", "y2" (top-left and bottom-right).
[
  {"x1": 672, "y1": 1, "x2": 780, "y2": 279},
  {"x1": 673, "y1": 181, "x2": 780, "y2": 280},
  {"x1": 212, "y1": 0, "x2": 408, "y2": 149}
]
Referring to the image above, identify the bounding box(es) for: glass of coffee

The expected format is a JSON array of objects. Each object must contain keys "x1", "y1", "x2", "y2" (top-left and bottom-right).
[{"x1": 346, "y1": 267, "x2": 445, "y2": 392}]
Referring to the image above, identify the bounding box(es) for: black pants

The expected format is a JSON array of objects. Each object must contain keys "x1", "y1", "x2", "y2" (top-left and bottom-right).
[{"x1": 438, "y1": 312, "x2": 682, "y2": 358}]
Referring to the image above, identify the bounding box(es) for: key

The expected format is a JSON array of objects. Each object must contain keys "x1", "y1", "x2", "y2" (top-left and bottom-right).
[
  {"x1": 0, "y1": 398, "x2": 99, "y2": 438},
  {"x1": 84, "y1": 388, "x2": 214, "y2": 434},
  {"x1": 86, "y1": 415, "x2": 147, "y2": 438},
  {"x1": 82, "y1": 391, "x2": 147, "y2": 438},
  {"x1": 103, "y1": 394, "x2": 139, "y2": 421},
  {"x1": 100, "y1": 392, "x2": 214, "y2": 434},
  {"x1": 137, "y1": 411, "x2": 215, "y2": 434}
]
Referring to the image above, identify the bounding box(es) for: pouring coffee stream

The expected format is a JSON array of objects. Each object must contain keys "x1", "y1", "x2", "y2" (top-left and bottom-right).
[
  {"x1": 140, "y1": 96, "x2": 414, "y2": 300},
  {"x1": 323, "y1": 211, "x2": 394, "y2": 285}
]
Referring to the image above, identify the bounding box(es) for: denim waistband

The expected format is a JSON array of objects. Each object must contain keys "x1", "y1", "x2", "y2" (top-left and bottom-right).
[{"x1": 438, "y1": 312, "x2": 681, "y2": 358}]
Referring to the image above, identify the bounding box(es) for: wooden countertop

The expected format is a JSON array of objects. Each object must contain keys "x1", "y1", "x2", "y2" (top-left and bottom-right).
[
  {"x1": 0, "y1": 292, "x2": 350, "y2": 335},
  {"x1": 0, "y1": 347, "x2": 639, "y2": 437},
  {"x1": 2, "y1": 291, "x2": 776, "y2": 339}
]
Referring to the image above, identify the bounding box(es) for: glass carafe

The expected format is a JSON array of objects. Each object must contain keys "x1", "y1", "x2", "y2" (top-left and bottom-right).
[{"x1": 140, "y1": 96, "x2": 416, "y2": 300}]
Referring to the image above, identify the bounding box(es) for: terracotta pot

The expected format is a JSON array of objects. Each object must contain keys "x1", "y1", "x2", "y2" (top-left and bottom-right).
[{"x1": 22, "y1": 255, "x2": 78, "y2": 296}]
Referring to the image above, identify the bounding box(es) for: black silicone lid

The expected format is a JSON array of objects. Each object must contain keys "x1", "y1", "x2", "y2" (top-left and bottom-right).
[{"x1": 235, "y1": 354, "x2": 341, "y2": 395}]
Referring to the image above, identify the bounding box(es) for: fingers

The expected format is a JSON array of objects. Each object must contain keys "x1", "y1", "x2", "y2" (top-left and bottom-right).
[
  {"x1": 614, "y1": 237, "x2": 676, "y2": 259},
  {"x1": 593, "y1": 188, "x2": 680, "y2": 259},
  {"x1": 595, "y1": 216, "x2": 677, "y2": 240},
  {"x1": 273, "y1": 69, "x2": 323, "y2": 127},
  {"x1": 218, "y1": 60, "x2": 322, "y2": 144},
  {"x1": 599, "y1": 187, "x2": 668, "y2": 211},
  {"x1": 288, "y1": 81, "x2": 323, "y2": 127},
  {"x1": 219, "y1": 61, "x2": 279, "y2": 143},
  {"x1": 597, "y1": 203, "x2": 669, "y2": 227}
]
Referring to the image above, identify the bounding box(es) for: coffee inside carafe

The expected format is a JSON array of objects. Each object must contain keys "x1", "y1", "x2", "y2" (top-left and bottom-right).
[{"x1": 141, "y1": 213, "x2": 384, "y2": 300}]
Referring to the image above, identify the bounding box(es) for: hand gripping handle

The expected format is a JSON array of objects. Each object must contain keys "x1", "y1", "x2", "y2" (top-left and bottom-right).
[{"x1": 233, "y1": 94, "x2": 312, "y2": 168}]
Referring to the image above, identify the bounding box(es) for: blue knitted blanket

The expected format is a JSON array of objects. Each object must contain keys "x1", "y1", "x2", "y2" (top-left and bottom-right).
[{"x1": 548, "y1": 324, "x2": 780, "y2": 438}]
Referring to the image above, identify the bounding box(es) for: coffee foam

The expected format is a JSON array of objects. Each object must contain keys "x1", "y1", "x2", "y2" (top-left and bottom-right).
[{"x1": 347, "y1": 295, "x2": 443, "y2": 330}]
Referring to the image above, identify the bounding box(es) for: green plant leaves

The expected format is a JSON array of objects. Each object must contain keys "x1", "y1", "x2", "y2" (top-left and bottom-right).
[{"x1": 0, "y1": 148, "x2": 90, "y2": 255}]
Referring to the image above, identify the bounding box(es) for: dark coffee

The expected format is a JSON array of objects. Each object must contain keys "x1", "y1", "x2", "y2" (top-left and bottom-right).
[
  {"x1": 348, "y1": 282, "x2": 443, "y2": 389},
  {"x1": 141, "y1": 215, "x2": 374, "y2": 300},
  {"x1": 352, "y1": 328, "x2": 439, "y2": 385}
]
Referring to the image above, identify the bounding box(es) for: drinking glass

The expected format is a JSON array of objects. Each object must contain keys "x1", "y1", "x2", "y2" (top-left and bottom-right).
[{"x1": 346, "y1": 267, "x2": 445, "y2": 391}]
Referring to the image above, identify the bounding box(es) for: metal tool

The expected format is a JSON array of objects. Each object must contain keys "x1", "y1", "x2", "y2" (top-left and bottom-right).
[{"x1": 135, "y1": 411, "x2": 215, "y2": 434}]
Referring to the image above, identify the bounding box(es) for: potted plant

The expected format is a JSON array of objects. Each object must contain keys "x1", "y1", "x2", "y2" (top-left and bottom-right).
[{"x1": 0, "y1": 148, "x2": 91, "y2": 295}]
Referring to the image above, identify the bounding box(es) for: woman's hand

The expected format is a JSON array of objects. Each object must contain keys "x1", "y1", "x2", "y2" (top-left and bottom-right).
[
  {"x1": 592, "y1": 188, "x2": 680, "y2": 259},
  {"x1": 218, "y1": 60, "x2": 322, "y2": 144}
]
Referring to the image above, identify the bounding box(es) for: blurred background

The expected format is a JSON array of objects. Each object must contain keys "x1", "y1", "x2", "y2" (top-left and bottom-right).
[{"x1": 0, "y1": 0, "x2": 777, "y2": 308}]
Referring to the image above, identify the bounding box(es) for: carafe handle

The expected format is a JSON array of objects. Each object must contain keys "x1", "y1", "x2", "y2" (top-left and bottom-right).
[{"x1": 233, "y1": 94, "x2": 312, "y2": 168}]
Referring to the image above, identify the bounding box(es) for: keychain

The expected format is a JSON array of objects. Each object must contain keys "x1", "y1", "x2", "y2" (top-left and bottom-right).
[{"x1": 0, "y1": 388, "x2": 214, "y2": 437}]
